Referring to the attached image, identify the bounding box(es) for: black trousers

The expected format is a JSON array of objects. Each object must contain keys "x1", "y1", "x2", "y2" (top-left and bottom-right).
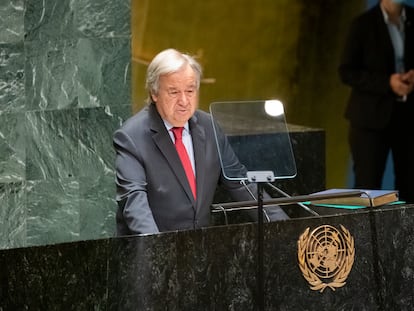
[{"x1": 349, "y1": 101, "x2": 414, "y2": 203}]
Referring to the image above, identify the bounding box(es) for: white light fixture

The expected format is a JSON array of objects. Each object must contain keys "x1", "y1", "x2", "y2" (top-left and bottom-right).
[{"x1": 264, "y1": 100, "x2": 284, "y2": 117}]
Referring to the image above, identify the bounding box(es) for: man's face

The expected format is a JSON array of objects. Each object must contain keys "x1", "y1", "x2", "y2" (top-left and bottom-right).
[{"x1": 152, "y1": 64, "x2": 199, "y2": 127}]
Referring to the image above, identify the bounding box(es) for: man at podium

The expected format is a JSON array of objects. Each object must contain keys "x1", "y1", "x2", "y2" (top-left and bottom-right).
[{"x1": 113, "y1": 48, "x2": 289, "y2": 235}]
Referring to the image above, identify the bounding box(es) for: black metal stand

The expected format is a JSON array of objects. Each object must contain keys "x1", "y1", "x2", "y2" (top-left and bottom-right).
[
  {"x1": 257, "y1": 182, "x2": 265, "y2": 311},
  {"x1": 247, "y1": 171, "x2": 274, "y2": 311}
]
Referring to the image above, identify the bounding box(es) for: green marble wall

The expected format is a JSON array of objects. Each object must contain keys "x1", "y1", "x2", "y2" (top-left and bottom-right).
[{"x1": 0, "y1": 0, "x2": 131, "y2": 249}]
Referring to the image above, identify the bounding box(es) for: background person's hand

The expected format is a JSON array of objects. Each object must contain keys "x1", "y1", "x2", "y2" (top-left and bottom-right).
[
  {"x1": 402, "y1": 69, "x2": 414, "y2": 86},
  {"x1": 390, "y1": 72, "x2": 414, "y2": 96}
]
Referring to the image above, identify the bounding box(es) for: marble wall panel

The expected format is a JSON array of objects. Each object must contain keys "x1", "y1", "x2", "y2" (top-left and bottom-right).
[
  {"x1": 0, "y1": 182, "x2": 26, "y2": 249},
  {"x1": 75, "y1": 0, "x2": 130, "y2": 38},
  {"x1": 25, "y1": 109, "x2": 79, "y2": 180},
  {"x1": 24, "y1": 0, "x2": 130, "y2": 41},
  {"x1": 79, "y1": 175, "x2": 117, "y2": 240},
  {"x1": 0, "y1": 112, "x2": 25, "y2": 183},
  {"x1": 108, "y1": 234, "x2": 178, "y2": 310},
  {"x1": 78, "y1": 107, "x2": 117, "y2": 178},
  {"x1": 0, "y1": 0, "x2": 24, "y2": 43},
  {"x1": 0, "y1": 238, "x2": 109, "y2": 310},
  {"x1": 24, "y1": 38, "x2": 130, "y2": 112},
  {"x1": 0, "y1": 43, "x2": 25, "y2": 112},
  {"x1": 24, "y1": 0, "x2": 77, "y2": 42},
  {"x1": 176, "y1": 225, "x2": 257, "y2": 310},
  {"x1": 26, "y1": 179, "x2": 80, "y2": 246},
  {"x1": 24, "y1": 40, "x2": 79, "y2": 111},
  {"x1": 77, "y1": 105, "x2": 130, "y2": 240},
  {"x1": 375, "y1": 206, "x2": 414, "y2": 309},
  {"x1": 77, "y1": 38, "x2": 131, "y2": 108}
]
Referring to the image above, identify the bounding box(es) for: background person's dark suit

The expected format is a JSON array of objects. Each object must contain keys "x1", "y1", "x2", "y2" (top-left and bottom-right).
[
  {"x1": 339, "y1": 3, "x2": 414, "y2": 202},
  {"x1": 114, "y1": 103, "x2": 288, "y2": 235}
]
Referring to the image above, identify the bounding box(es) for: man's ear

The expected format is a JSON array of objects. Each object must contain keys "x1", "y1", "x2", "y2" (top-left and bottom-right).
[{"x1": 150, "y1": 92, "x2": 157, "y2": 103}]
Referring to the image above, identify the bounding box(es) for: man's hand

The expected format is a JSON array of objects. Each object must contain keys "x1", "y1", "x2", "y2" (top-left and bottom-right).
[
  {"x1": 390, "y1": 71, "x2": 414, "y2": 96},
  {"x1": 402, "y1": 69, "x2": 414, "y2": 85}
]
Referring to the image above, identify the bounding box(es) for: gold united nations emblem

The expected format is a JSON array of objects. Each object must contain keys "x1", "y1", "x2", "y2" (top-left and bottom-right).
[{"x1": 297, "y1": 225, "x2": 355, "y2": 292}]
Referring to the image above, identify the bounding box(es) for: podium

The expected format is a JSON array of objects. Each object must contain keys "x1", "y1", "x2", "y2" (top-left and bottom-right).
[{"x1": 1, "y1": 203, "x2": 414, "y2": 310}]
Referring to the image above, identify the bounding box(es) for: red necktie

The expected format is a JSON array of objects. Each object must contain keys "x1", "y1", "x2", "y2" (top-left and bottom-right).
[{"x1": 171, "y1": 127, "x2": 196, "y2": 198}]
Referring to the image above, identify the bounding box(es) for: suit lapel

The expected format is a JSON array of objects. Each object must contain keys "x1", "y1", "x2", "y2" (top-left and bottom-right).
[
  {"x1": 405, "y1": 7, "x2": 414, "y2": 68},
  {"x1": 374, "y1": 6, "x2": 395, "y2": 71},
  {"x1": 149, "y1": 104, "x2": 196, "y2": 204}
]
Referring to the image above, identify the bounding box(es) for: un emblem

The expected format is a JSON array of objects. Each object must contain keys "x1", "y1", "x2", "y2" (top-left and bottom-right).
[{"x1": 297, "y1": 225, "x2": 355, "y2": 292}]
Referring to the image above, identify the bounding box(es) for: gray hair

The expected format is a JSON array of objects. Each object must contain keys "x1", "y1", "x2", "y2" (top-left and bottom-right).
[{"x1": 145, "y1": 49, "x2": 203, "y2": 104}]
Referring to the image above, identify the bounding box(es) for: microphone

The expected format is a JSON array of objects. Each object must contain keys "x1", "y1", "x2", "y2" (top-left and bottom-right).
[
  {"x1": 266, "y1": 182, "x2": 319, "y2": 216},
  {"x1": 240, "y1": 179, "x2": 257, "y2": 200}
]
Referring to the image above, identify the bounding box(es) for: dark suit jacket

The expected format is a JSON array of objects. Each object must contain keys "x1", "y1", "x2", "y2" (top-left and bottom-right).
[
  {"x1": 113, "y1": 104, "x2": 265, "y2": 235},
  {"x1": 338, "y1": 4, "x2": 414, "y2": 129}
]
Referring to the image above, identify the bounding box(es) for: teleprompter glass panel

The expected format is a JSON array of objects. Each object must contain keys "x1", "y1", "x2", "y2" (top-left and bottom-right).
[{"x1": 210, "y1": 100, "x2": 297, "y2": 181}]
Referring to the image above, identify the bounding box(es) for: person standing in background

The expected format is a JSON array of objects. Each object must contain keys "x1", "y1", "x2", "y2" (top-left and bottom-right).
[{"x1": 339, "y1": 0, "x2": 414, "y2": 202}]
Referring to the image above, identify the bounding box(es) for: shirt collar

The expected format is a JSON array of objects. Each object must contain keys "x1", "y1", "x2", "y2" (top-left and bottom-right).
[
  {"x1": 380, "y1": 4, "x2": 406, "y2": 27},
  {"x1": 164, "y1": 120, "x2": 190, "y2": 133}
]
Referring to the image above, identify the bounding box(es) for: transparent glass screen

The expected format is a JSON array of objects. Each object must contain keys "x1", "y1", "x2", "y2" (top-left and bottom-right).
[{"x1": 210, "y1": 100, "x2": 297, "y2": 181}]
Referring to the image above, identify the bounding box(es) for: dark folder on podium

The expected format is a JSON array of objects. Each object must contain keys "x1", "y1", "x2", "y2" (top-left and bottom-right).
[{"x1": 308, "y1": 189, "x2": 399, "y2": 208}]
